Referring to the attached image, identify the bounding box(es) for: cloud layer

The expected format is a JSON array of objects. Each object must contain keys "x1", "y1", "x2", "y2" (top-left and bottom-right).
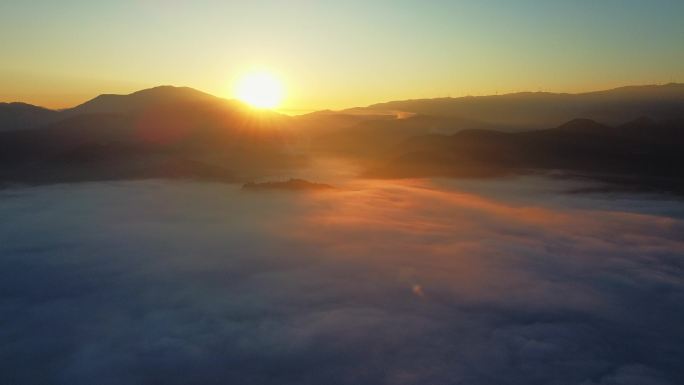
[{"x1": 1, "y1": 178, "x2": 682, "y2": 384}]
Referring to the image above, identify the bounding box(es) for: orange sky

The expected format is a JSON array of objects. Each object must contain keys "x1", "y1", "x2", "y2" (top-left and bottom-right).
[{"x1": 1, "y1": 1, "x2": 683, "y2": 111}]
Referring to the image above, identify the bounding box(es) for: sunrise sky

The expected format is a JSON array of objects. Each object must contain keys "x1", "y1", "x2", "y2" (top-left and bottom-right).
[{"x1": 1, "y1": 0, "x2": 683, "y2": 112}]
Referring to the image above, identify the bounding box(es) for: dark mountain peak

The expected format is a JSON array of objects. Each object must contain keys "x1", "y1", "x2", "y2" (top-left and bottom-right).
[
  {"x1": 556, "y1": 118, "x2": 610, "y2": 132},
  {"x1": 0, "y1": 101, "x2": 54, "y2": 112},
  {"x1": 583, "y1": 83, "x2": 684, "y2": 98},
  {"x1": 0, "y1": 102, "x2": 61, "y2": 131},
  {"x1": 620, "y1": 116, "x2": 658, "y2": 128},
  {"x1": 302, "y1": 109, "x2": 335, "y2": 116},
  {"x1": 1, "y1": 101, "x2": 37, "y2": 108},
  {"x1": 128, "y1": 85, "x2": 216, "y2": 100},
  {"x1": 66, "y1": 85, "x2": 225, "y2": 116}
]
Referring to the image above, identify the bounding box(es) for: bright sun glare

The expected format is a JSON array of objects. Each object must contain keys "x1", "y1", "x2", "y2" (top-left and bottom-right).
[{"x1": 235, "y1": 72, "x2": 284, "y2": 109}]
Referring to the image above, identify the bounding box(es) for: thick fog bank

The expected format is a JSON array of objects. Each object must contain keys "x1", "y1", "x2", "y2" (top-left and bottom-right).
[{"x1": 1, "y1": 178, "x2": 682, "y2": 385}]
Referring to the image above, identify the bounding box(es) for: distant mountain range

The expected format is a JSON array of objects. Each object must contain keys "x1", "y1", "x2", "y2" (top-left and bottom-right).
[
  {"x1": 0, "y1": 84, "x2": 683, "y2": 189},
  {"x1": 348, "y1": 83, "x2": 684, "y2": 130},
  {"x1": 369, "y1": 117, "x2": 683, "y2": 181},
  {"x1": 0, "y1": 86, "x2": 286, "y2": 132},
  {"x1": 3, "y1": 83, "x2": 684, "y2": 132}
]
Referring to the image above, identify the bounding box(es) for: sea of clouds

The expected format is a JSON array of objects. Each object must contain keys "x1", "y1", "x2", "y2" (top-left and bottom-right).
[{"x1": 1, "y1": 177, "x2": 683, "y2": 384}]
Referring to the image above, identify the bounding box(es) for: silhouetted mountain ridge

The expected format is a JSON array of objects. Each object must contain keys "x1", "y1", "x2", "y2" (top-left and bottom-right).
[
  {"x1": 0, "y1": 102, "x2": 60, "y2": 131},
  {"x1": 64, "y1": 86, "x2": 233, "y2": 116},
  {"x1": 0, "y1": 86, "x2": 301, "y2": 185},
  {"x1": 372, "y1": 117, "x2": 684, "y2": 185},
  {"x1": 1, "y1": 84, "x2": 683, "y2": 188},
  {"x1": 352, "y1": 83, "x2": 684, "y2": 130}
]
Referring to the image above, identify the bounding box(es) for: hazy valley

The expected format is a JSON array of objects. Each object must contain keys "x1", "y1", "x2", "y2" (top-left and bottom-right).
[{"x1": 1, "y1": 83, "x2": 683, "y2": 194}]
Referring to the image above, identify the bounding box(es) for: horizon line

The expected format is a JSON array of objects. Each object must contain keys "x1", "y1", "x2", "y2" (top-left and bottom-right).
[{"x1": 2, "y1": 81, "x2": 681, "y2": 116}]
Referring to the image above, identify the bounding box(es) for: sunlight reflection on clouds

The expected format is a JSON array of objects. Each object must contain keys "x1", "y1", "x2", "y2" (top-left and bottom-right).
[{"x1": 0, "y1": 178, "x2": 682, "y2": 384}]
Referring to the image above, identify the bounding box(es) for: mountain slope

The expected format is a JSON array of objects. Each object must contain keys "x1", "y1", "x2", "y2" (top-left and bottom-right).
[
  {"x1": 0, "y1": 86, "x2": 301, "y2": 185},
  {"x1": 0, "y1": 102, "x2": 60, "y2": 131},
  {"x1": 64, "y1": 86, "x2": 230, "y2": 116},
  {"x1": 372, "y1": 117, "x2": 684, "y2": 183}
]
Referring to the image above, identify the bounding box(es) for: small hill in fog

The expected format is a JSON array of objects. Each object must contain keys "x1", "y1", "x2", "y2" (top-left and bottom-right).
[{"x1": 242, "y1": 179, "x2": 334, "y2": 191}]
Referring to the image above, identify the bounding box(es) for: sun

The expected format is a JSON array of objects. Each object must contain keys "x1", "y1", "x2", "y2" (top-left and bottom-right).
[{"x1": 234, "y1": 71, "x2": 284, "y2": 109}]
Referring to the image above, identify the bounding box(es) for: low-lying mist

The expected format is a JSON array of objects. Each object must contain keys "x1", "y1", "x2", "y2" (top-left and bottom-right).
[{"x1": 1, "y1": 177, "x2": 683, "y2": 385}]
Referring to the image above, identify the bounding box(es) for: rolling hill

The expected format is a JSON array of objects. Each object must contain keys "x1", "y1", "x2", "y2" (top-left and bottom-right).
[
  {"x1": 0, "y1": 86, "x2": 300, "y2": 185},
  {"x1": 0, "y1": 102, "x2": 60, "y2": 132},
  {"x1": 370, "y1": 117, "x2": 684, "y2": 189}
]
